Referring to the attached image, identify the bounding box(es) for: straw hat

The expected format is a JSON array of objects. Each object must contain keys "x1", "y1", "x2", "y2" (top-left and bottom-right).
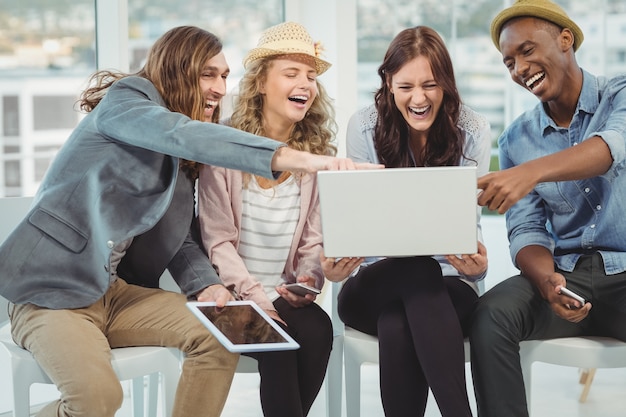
[
  {"x1": 490, "y1": 0, "x2": 584, "y2": 51},
  {"x1": 243, "y1": 21, "x2": 331, "y2": 75}
]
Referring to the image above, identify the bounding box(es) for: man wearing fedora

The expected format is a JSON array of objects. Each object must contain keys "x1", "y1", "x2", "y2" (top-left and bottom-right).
[{"x1": 470, "y1": 0, "x2": 626, "y2": 415}]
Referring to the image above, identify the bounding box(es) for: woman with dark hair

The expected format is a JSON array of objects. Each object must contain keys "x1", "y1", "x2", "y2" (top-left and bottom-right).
[
  {"x1": 329, "y1": 26, "x2": 491, "y2": 417},
  {"x1": 1, "y1": 25, "x2": 360, "y2": 417}
]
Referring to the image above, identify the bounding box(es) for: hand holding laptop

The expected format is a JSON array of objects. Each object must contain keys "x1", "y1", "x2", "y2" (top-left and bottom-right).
[
  {"x1": 444, "y1": 241, "x2": 488, "y2": 277},
  {"x1": 320, "y1": 255, "x2": 364, "y2": 282}
]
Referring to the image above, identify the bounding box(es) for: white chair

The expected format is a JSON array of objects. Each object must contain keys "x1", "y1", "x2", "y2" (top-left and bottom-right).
[
  {"x1": 520, "y1": 336, "x2": 626, "y2": 410},
  {"x1": 0, "y1": 321, "x2": 181, "y2": 417},
  {"x1": 0, "y1": 196, "x2": 181, "y2": 417}
]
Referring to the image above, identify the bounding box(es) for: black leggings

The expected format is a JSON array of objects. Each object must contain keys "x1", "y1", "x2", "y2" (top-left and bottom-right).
[
  {"x1": 338, "y1": 256, "x2": 478, "y2": 417},
  {"x1": 244, "y1": 297, "x2": 333, "y2": 417}
]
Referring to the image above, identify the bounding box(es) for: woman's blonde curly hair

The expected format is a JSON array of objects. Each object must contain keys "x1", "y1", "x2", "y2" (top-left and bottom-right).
[{"x1": 230, "y1": 56, "x2": 337, "y2": 166}]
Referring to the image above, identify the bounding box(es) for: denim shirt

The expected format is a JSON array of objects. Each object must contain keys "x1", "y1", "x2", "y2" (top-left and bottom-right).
[{"x1": 499, "y1": 70, "x2": 626, "y2": 274}]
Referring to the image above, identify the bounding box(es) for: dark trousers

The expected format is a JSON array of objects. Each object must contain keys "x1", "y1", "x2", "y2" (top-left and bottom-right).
[
  {"x1": 338, "y1": 256, "x2": 478, "y2": 417},
  {"x1": 470, "y1": 253, "x2": 626, "y2": 417},
  {"x1": 244, "y1": 297, "x2": 333, "y2": 417}
]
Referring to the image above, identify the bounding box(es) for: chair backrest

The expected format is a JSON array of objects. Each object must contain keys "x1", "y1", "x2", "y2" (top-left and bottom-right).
[{"x1": 0, "y1": 196, "x2": 34, "y2": 323}]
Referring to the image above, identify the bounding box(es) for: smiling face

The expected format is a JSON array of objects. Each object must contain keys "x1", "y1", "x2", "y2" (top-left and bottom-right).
[
  {"x1": 199, "y1": 51, "x2": 229, "y2": 122},
  {"x1": 499, "y1": 17, "x2": 572, "y2": 104},
  {"x1": 389, "y1": 55, "x2": 443, "y2": 141},
  {"x1": 259, "y1": 55, "x2": 318, "y2": 137}
]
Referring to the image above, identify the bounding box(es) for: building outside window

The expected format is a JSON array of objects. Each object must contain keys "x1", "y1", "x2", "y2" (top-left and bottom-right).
[{"x1": 0, "y1": 0, "x2": 625, "y2": 198}]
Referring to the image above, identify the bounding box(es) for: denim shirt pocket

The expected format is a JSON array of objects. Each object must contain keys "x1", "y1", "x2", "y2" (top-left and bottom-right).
[{"x1": 535, "y1": 182, "x2": 575, "y2": 215}]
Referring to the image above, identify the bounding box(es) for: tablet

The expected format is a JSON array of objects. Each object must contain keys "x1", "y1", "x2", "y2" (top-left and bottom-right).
[{"x1": 186, "y1": 300, "x2": 300, "y2": 353}]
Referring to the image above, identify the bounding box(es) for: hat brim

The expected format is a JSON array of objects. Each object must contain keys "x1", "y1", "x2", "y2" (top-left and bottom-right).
[
  {"x1": 243, "y1": 48, "x2": 331, "y2": 75},
  {"x1": 490, "y1": 4, "x2": 584, "y2": 51}
]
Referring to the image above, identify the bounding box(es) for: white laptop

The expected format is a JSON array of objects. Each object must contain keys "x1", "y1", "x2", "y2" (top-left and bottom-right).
[{"x1": 317, "y1": 166, "x2": 478, "y2": 257}]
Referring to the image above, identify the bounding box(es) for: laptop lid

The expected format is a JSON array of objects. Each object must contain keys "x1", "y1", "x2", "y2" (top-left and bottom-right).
[{"x1": 317, "y1": 166, "x2": 478, "y2": 257}]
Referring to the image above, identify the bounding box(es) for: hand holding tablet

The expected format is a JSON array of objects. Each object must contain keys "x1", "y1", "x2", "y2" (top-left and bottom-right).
[{"x1": 187, "y1": 300, "x2": 300, "y2": 353}]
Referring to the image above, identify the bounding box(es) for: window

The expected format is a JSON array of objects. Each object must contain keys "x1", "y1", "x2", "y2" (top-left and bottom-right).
[
  {"x1": 127, "y1": 0, "x2": 284, "y2": 112},
  {"x1": 356, "y1": 0, "x2": 506, "y2": 143},
  {"x1": 33, "y1": 96, "x2": 80, "y2": 130},
  {"x1": 4, "y1": 160, "x2": 20, "y2": 188},
  {"x1": 2, "y1": 96, "x2": 19, "y2": 136},
  {"x1": 356, "y1": 0, "x2": 626, "y2": 146},
  {"x1": 0, "y1": 0, "x2": 95, "y2": 196},
  {"x1": 0, "y1": 0, "x2": 624, "y2": 198},
  {"x1": 0, "y1": 0, "x2": 284, "y2": 197}
]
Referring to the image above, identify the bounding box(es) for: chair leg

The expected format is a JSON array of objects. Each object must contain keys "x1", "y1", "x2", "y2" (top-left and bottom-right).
[
  {"x1": 344, "y1": 352, "x2": 363, "y2": 417},
  {"x1": 578, "y1": 368, "x2": 596, "y2": 403},
  {"x1": 12, "y1": 368, "x2": 36, "y2": 417},
  {"x1": 160, "y1": 348, "x2": 182, "y2": 417},
  {"x1": 325, "y1": 335, "x2": 343, "y2": 417},
  {"x1": 131, "y1": 376, "x2": 146, "y2": 417},
  {"x1": 520, "y1": 356, "x2": 533, "y2": 416},
  {"x1": 147, "y1": 373, "x2": 160, "y2": 417}
]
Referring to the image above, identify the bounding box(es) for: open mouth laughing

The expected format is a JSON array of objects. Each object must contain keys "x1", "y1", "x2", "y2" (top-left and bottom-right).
[
  {"x1": 288, "y1": 95, "x2": 308, "y2": 105},
  {"x1": 525, "y1": 71, "x2": 545, "y2": 92},
  {"x1": 408, "y1": 105, "x2": 430, "y2": 116}
]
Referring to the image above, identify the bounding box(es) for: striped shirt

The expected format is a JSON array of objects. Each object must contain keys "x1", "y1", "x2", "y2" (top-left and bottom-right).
[{"x1": 239, "y1": 175, "x2": 301, "y2": 300}]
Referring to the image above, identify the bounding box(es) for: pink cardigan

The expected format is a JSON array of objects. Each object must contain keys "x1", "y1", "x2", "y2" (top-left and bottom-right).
[{"x1": 197, "y1": 165, "x2": 324, "y2": 311}]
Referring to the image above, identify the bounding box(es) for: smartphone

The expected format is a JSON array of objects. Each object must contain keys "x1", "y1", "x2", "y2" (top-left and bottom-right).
[
  {"x1": 284, "y1": 283, "x2": 321, "y2": 297},
  {"x1": 559, "y1": 286, "x2": 586, "y2": 306}
]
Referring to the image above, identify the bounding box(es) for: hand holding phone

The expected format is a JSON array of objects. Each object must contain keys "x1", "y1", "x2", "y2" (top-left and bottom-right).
[
  {"x1": 559, "y1": 286, "x2": 586, "y2": 307},
  {"x1": 284, "y1": 283, "x2": 321, "y2": 297}
]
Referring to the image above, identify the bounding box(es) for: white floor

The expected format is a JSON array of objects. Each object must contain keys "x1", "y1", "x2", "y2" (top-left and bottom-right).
[
  {"x1": 216, "y1": 362, "x2": 626, "y2": 417},
  {"x1": 2, "y1": 360, "x2": 626, "y2": 417},
  {"x1": 89, "y1": 360, "x2": 626, "y2": 417}
]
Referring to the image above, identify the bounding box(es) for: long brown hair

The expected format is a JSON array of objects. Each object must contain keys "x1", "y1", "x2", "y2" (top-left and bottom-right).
[
  {"x1": 79, "y1": 26, "x2": 224, "y2": 180},
  {"x1": 374, "y1": 26, "x2": 463, "y2": 168}
]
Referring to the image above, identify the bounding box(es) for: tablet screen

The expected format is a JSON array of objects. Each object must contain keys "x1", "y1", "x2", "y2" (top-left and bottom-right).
[{"x1": 187, "y1": 301, "x2": 300, "y2": 352}]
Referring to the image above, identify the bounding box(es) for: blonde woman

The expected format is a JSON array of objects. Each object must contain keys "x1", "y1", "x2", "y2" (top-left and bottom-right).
[{"x1": 198, "y1": 22, "x2": 361, "y2": 417}]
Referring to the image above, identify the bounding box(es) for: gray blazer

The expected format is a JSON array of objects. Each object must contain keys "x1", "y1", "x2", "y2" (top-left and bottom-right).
[
  {"x1": 0, "y1": 76, "x2": 282, "y2": 309},
  {"x1": 116, "y1": 171, "x2": 210, "y2": 294}
]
